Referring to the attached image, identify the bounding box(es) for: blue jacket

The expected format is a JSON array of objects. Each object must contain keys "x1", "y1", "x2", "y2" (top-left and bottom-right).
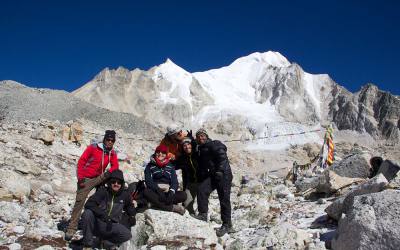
[{"x1": 144, "y1": 156, "x2": 178, "y2": 192}]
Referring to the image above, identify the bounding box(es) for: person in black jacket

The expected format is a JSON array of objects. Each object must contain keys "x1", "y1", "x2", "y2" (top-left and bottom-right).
[
  {"x1": 194, "y1": 129, "x2": 234, "y2": 237},
  {"x1": 175, "y1": 137, "x2": 203, "y2": 215},
  {"x1": 81, "y1": 169, "x2": 135, "y2": 249},
  {"x1": 143, "y1": 145, "x2": 187, "y2": 215}
]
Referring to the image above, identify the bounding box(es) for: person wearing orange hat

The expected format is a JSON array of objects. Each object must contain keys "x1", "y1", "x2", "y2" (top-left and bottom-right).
[{"x1": 159, "y1": 124, "x2": 189, "y2": 161}]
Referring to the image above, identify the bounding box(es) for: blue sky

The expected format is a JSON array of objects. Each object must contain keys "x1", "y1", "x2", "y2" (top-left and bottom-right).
[{"x1": 0, "y1": 0, "x2": 399, "y2": 94}]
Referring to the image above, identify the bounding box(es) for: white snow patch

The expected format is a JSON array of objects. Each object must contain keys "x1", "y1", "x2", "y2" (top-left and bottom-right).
[
  {"x1": 152, "y1": 59, "x2": 194, "y2": 108},
  {"x1": 303, "y1": 73, "x2": 321, "y2": 117}
]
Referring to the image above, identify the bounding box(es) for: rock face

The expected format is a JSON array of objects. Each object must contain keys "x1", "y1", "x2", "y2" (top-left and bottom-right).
[
  {"x1": 325, "y1": 174, "x2": 388, "y2": 221},
  {"x1": 0, "y1": 80, "x2": 157, "y2": 136},
  {"x1": 328, "y1": 84, "x2": 400, "y2": 142},
  {"x1": 331, "y1": 190, "x2": 400, "y2": 250},
  {"x1": 69, "y1": 53, "x2": 400, "y2": 142},
  {"x1": 330, "y1": 153, "x2": 371, "y2": 178}
]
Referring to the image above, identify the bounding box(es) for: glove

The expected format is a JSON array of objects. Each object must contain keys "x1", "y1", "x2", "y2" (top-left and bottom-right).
[
  {"x1": 103, "y1": 171, "x2": 111, "y2": 179},
  {"x1": 165, "y1": 190, "x2": 175, "y2": 205},
  {"x1": 215, "y1": 171, "x2": 224, "y2": 181},
  {"x1": 187, "y1": 130, "x2": 194, "y2": 140},
  {"x1": 106, "y1": 217, "x2": 113, "y2": 232},
  {"x1": 77, "y1": 179, "x2": 86, "y2": 189},
  {"x1": 128, "y1": 216, "x2": 136, "y2": 226}
]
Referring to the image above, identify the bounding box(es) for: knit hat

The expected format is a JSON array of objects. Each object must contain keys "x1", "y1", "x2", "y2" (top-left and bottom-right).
[
  {"x1": 109, "y1": 169, "x2": 124, "y2": 182},
  {"x1": 195, "y1": 128, "x2": 208, "y2": 138},
  {"x1": 155, "y1": 144, "x2": 168, "y2": 154},
  {"x1": 167, "y1": 124, "x2": 181, "y2": 136},
  {"x1": 103, "y1": 130, "x2": 116, "y2": 141},
  {"x1": 181, "y1": 137, "x2": 192, "y2": 145}
]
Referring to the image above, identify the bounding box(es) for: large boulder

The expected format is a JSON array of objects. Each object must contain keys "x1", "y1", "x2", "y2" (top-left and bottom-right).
[
  {"x1": 377, "y1": 160, "x2": 400, "y2": 181},
  {"x1": 331, "y1": 190, "x2": 400, "y2": 250},
  {"x1": 0, "y1": 169, "x2": 31, "y2": 198},
  {"x1": 263, "y1": 222, "x2": 312, "y2": 249},
  {"x1": 330, "y1": 153, "x2": 371, "y2": 178},
  {"x1": 295, "y1": 176, "x2": 320, "y2": 193},
  {"x1": 316, "y1": 170, "x2": 365, "y2": 194},
  {"x1": 31, "y1": 128, "x2": 54, "y2": 145},
  {"x1": 325, "y1": 174, "x2": 388, "y2": 221},
  {"x1": 61, "y1": 121, "x2": 83, "y2": 143},
  {"x1": 126, "y1": 209, "x2": 219, "y2": 249},
  {"x1": 4, "y1": 157, "x2": 41, "y2": 176}
]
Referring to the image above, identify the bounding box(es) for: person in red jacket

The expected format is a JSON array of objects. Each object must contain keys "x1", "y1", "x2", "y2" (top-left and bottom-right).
[{"x1": 65, "y1": 130, "x2": 119, "y2": 241}]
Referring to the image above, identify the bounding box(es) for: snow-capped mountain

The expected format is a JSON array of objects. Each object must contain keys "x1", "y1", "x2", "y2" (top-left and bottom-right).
[{"x1": 72, "y1": 51, "x2": 400, "y2": 146}]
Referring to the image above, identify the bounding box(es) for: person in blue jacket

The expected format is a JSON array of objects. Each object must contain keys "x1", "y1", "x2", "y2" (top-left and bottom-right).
[{"x1": 143, "y1": 145, "x2": 187, "y2": 215}]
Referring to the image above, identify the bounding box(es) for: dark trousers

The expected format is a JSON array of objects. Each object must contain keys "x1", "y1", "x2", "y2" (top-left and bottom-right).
[
  {"x1": 143, "y1": 189, "x2": 187, "y2": 211},
  {"x1": 197, "y1": 173, "x2": 232, "y2": 224},
  {"x1": 81, "y1": 209, "x2": 132, "y2": 247}
]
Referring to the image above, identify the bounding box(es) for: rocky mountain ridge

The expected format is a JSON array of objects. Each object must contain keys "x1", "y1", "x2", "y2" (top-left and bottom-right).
[{"x1": 71, "y1": 51, "x2": 400, "y2": 143}]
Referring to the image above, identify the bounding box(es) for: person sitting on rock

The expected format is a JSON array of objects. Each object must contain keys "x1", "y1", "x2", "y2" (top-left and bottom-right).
[
  {"x1": 81, "y1": 169, "x2": 135, "y2": 249},
  {"x1": 65, "y1": 130, "x2": 119, "y2": 241},
  {"x1": 175, "y1": 137, "x2": 203, "y2": 215},
  {"x1": 143, "y1": 145, "x2": 187, "y2": 215},
  {"x1": 159, "y1": 124, "x2": 189, "y2": 161},
  {"x1": 193, "y1": 129, "x2": 234, "y2": 237}
]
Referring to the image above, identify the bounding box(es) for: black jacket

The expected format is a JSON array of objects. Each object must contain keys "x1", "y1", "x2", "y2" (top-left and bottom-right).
[
  {"x1": 175, "y1": 152, "x2": 203, "y2": 189},
  {"x1": 85, "y1": 186, "x2": 136, "y2": 223},
  {"x1": 144, "y1": 156, "x2": 178, "y2": 192},
  {"x1": 197, "y1": 139, "x2": 232, "y2": 178}
]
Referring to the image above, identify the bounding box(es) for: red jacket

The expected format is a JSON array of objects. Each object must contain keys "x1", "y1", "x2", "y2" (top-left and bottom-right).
[{"x1": 77, "y1": 143, "x2": 119, "y2": 181}]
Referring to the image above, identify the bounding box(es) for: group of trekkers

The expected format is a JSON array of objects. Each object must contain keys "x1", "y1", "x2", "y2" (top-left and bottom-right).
[{"x1": 63, "y1": 126, "x2": 233, "y2": 249}]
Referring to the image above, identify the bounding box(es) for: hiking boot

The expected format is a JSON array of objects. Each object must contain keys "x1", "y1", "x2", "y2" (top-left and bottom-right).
[
  {"x1": 216, "y1": 222, "x2": 233, "y2": 237},
  {"x1": 172, "y1": 205, "x2": 186, "y2": 215},
  {"x1": 192, "y1": 212, "x2": 207, "y2": 222},
  {"x1": 102, "y1": 239, "x2": 118, "y2": 250},
  {"x1": 64, "y1": 229, "x2": 75, "y2": 241}
]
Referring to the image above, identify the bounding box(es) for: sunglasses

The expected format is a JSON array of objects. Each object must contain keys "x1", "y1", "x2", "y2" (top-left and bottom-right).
[
  {"x1": 155, "y1": 151, "x2": 167, "y2": 154},
  {"x1": 105, "y1": 138, "x2": 115, "y2": 143},
  {"x1": 110, "y1": 179, "x2": 122, "y2": 185}
]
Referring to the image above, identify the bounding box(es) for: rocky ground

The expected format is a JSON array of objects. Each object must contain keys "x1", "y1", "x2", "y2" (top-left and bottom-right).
[{"x1": 0, "y1": 119, "x2": 399, "y2": 250}]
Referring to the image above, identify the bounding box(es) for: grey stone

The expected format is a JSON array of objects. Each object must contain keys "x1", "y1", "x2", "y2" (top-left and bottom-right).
[
  {"x1": 272, "y1": 184, "x2": 292, "y2": 198},
  {"x1": 8, "y1": 243, "x2": 22, "y2": 250},
  {"x1": 377, "y1": 160, "x2": 400, "y2": 181},
  {"x1": 325, "y1": 174, "x2": 388, "y2": 221},
  {"x1": 330, "y1": 153, "x2": 371, "y2": 178},
  {"x1": 0, "y1": 169, "x2": 31, "y2": 198},
  {"x1": 388, "y1": 171, "x2": 400, "y2": 189},
  {"x1": 325, "y1": 196, "x2": 345, "y2": 221},
  {"x1": 332, "y1": 190, "x2": 400, "y2": 250},
  {"x1": 0, "y1": 201, "x2": 29, "y2": 223},
  {"x1": 295, "y1": 176, "x2": 320, "y2": 193},
  {"x1": 316, "y1": 170, "x2": 365, "y2": 194},
  {"x1": 263, "y1": 222, "x2": 312, "y2": 249},
  {"x1": 31, "y1": 128, "x2": 55, "y2": 144},
  {"x1": 126, "y1": 209, "x2": 218, "y2": 249},
  {"x1": 35, "y1": 246, "x2": 55, "y2": 250},
  {"x1": 13, "y1": 226, "x2": 25, "y2": 234}
]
